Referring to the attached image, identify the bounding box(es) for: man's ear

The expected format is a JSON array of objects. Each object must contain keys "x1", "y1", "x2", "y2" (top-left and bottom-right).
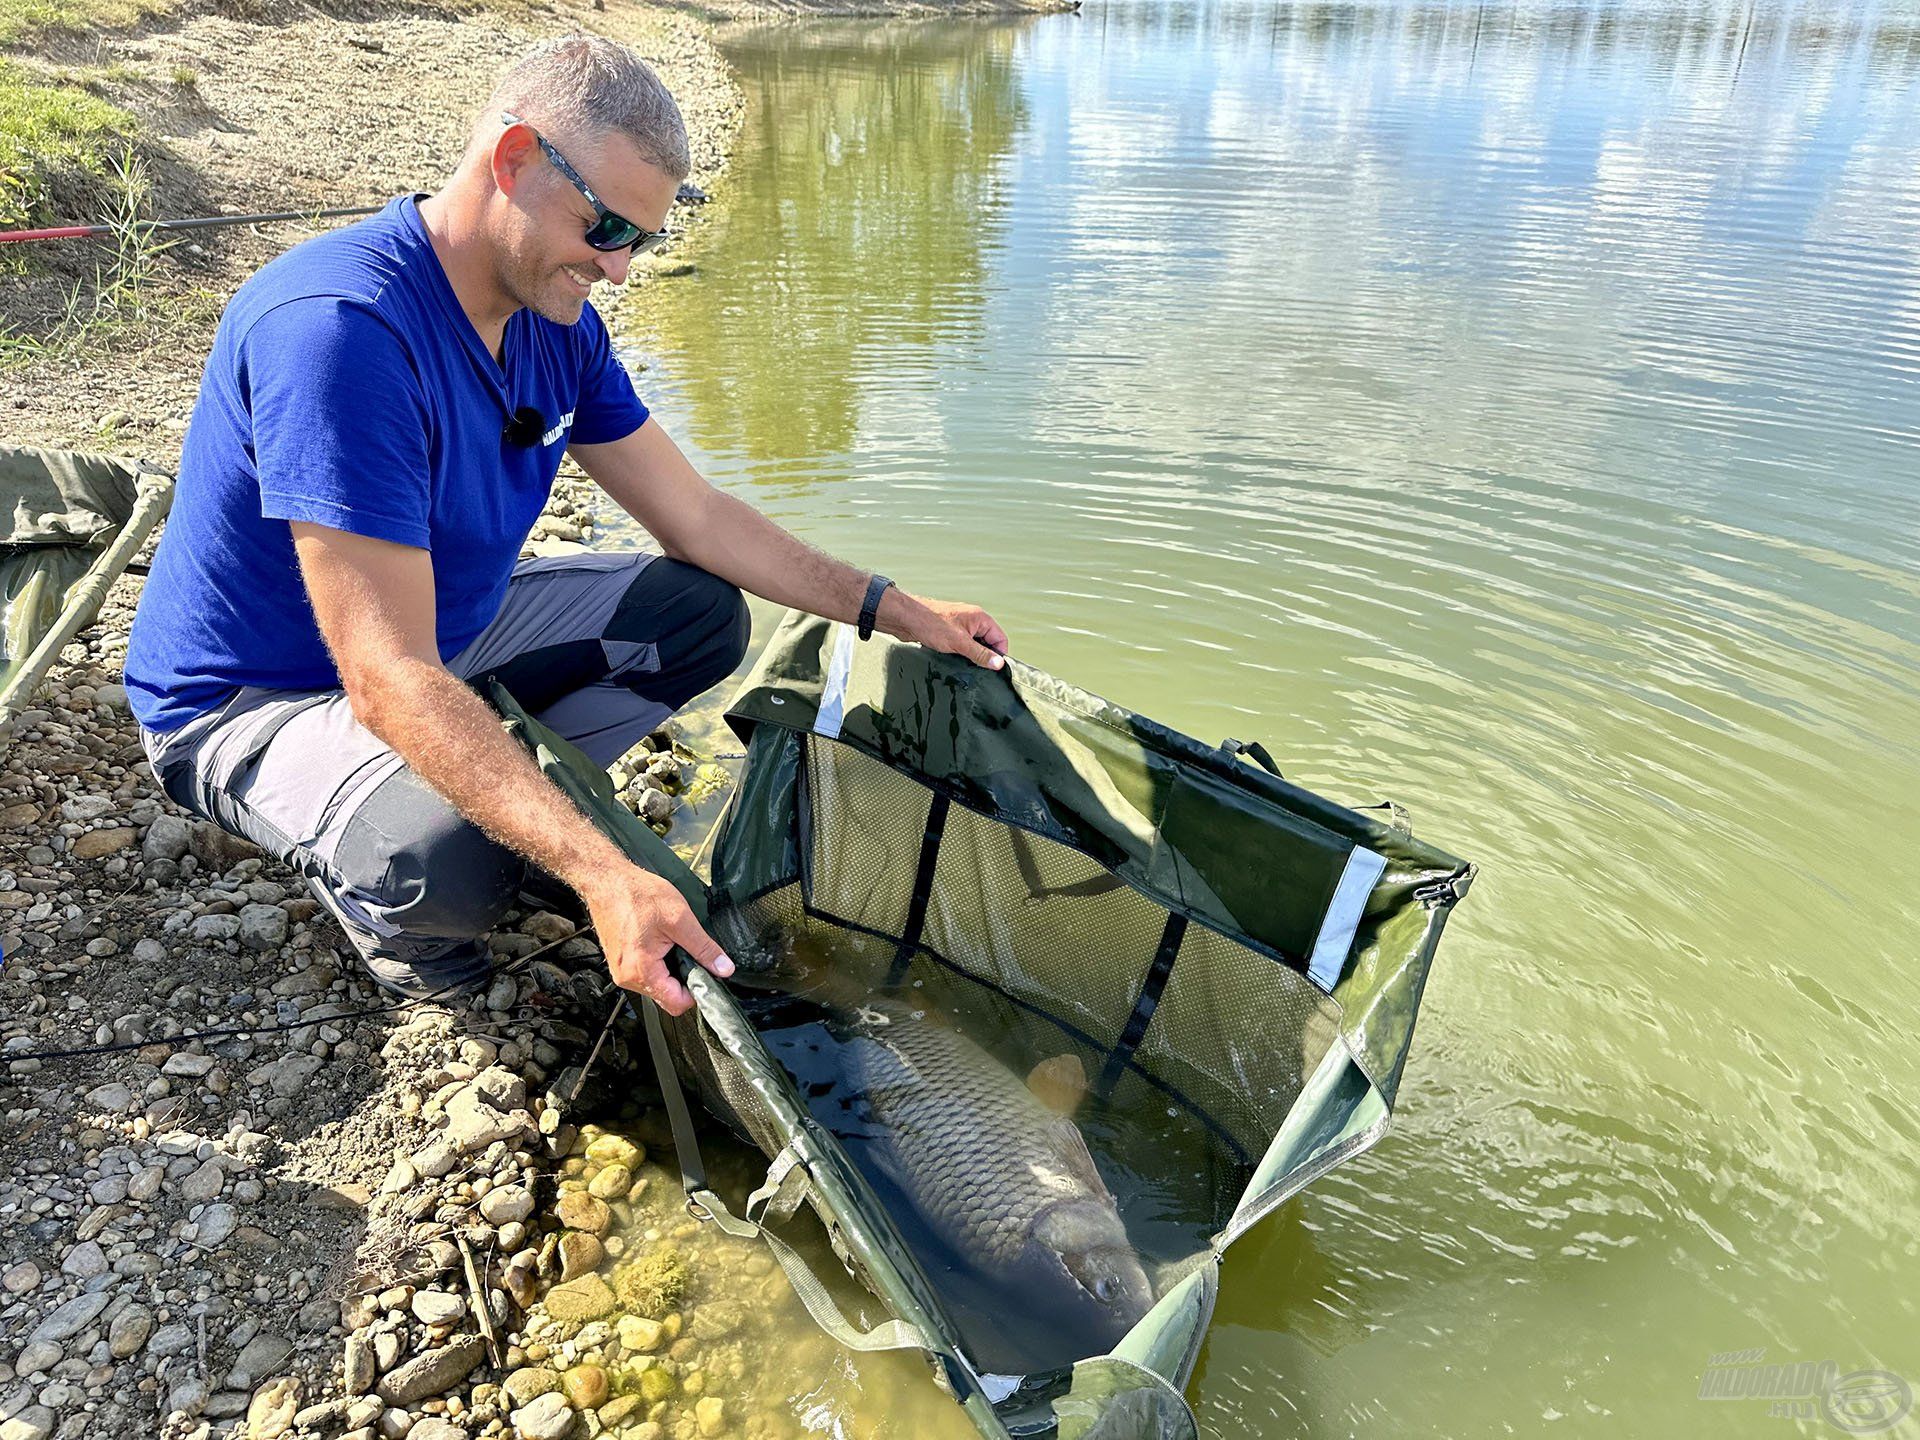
[{"x1": 491, "y1": 123, "x2": 541, "y2": 198}]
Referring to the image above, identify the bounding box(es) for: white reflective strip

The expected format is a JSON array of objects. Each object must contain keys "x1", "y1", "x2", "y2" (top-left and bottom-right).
[
  {"x1": 814, "y1": 622, "x2": 857, "y2": 740},
  {"x1": 1306, "y1": 846, "x2": 1387, "y2": 991}
]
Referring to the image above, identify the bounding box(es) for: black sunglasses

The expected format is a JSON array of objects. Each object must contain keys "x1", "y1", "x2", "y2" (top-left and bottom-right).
[{"x1": 502, "y1": 111, "x2": 671, "y2": 255}]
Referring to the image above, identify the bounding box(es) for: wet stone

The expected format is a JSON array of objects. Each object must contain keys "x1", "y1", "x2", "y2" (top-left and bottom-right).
[
  {"x1": 554, "y1": 1192, "x2": 610, "y2": 1235},
  {"x1": 557, "y1": 1231, "x2": 603, "y2": 1282},
  {"x1": 501, "y1": 1367, "x2": 559, "y2": 1407},
  {"x1": 585, "y1": 1162, "x2": 630, "y2": 1201},
  {"x1": 560, "y1": 1364, "x2": 607, "y2": 1409},
  {"x1": 543, "y1": 1273, "x2": 615, "y2": 1326}
]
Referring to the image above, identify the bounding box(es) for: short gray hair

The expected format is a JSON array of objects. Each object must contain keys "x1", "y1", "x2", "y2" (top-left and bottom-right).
[{"x1": 488, "y1": 36, "x2": 690, "y2": 181}]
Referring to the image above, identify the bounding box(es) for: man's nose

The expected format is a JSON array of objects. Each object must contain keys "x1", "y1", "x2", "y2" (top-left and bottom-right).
[{"x1": 595, "y1": 247, "x2": 632, "y2": 286}]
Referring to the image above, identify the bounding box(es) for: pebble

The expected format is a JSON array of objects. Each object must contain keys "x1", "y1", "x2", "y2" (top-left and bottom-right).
[
  {"x1": 345, "y1": 1332, "x2": 377, "y2": 1394},
  {"x1": 557, "y1": 1231, "x2": 604, "y2": 1282},
  {"x1": 510, "y1": 1390, "x2": 573, "y2": 1440},
  {"x1": 500, "y1": 1368, "x2": 559, "y2": 1407},
  {"x1": 695, "y1": 1396, "x2": 728, "y2": 1438},
  {"x1": 2, "y1": 1259, "x2": 42, "y2": 1295},
  {"x1": 409, "y1": 1421, "x2": 464, "y2": 1440},
  {"x1": 83, "y1": 1080, "x2": 134, "y2": 1110},
  {"x1": 14, "y1": 1340, "x2": 61, "y2": 1376},
  {"x1": 559, "y1": 1364, "x2": 607, "y2": 1409},
  {"x1": 108, "y1": 1303, "x2": 154, "y2": 1358},
  {"x1": 410, "y1": 1290, "x2": 466, "y2": 1326},
  {"x1": 554, "y1": 1192, "x2": 610, "y2": 1235},
  {"x1": 60, "y1": 1240, "x2": 107, "y2": 1278},
  {"x1": 231, "y1": 1331, "x2": 295, "y2": 1387},
  {"x1": 128, "y1": 1163, "x2": 166, "y2": 1201},
  {"x1": 477, "y1": 1184, "x2": 532, "y2": 1225},
  {"x1": 585, "y1": 1162, "x2": 631, "y2": 1201},
  {"x1": 143, "y1": 813, "x2": 192, "y2": 860},
  {"x1": 239, "y1": 901, "x2": 289, "y2": 950},
  {"x1": 191, "y1": 911, "x2": 243, "y2": 941},
  {"x1": 163, "y1": 1051, "x2": 217, "y2": 1077},
  {"x1": 180, "y1": 1158, "x2": 226, "y2": 1204}
]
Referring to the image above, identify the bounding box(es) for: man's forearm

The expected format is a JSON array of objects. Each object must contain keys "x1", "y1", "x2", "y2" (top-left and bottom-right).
[
  {"x1": 351, "y1": 656, "x2": 628, "y2": 898},
  {"x1": 676, "y1": 489, "x2": 927, "y2": 636}
]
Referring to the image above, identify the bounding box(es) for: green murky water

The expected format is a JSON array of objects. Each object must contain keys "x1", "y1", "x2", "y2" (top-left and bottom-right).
[{"x1": 612, "y1": 2, "x2": 1920, "y2": 1434}]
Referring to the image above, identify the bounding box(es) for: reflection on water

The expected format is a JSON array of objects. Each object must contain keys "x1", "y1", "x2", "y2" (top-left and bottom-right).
[
  {"x1": 625, "y1": 23, "x2": 1029, "y2": 470},
  {"x1": 617, "y1": 0, "x2": 1920, "y2": 1436}
]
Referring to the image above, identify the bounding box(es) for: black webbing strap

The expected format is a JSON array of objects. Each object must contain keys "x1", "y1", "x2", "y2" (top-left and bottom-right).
[
  {"x1": 885, "y1": 793, "x2": 950, "y2": 985},
  {"x1": 1098, "y1": 911, "x2": 1187, "y2": 1099},
  {"x1": 639, "y1": 990, "x2": 708, "y2": 1200},
  {"x1": 1007, "y1": 826, "x2": 1129, "y2": 901}
]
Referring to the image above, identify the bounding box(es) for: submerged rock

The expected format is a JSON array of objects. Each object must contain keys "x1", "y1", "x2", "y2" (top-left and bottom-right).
[
  {"x1": 544, "y1": 1273, "x2": 616, "y2": 1326},
  {"x1": 559, "y1": 1363, "x2": 607, "y2": 1408}
]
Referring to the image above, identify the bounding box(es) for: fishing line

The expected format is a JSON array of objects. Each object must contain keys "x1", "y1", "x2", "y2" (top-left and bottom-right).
[{"x1": 7, "y1": 924, "x2": 599, "y2": 1064}]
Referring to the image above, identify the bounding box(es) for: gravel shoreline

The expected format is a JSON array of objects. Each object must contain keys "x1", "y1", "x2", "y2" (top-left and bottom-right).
[{"x1": 0, "y1": 462, "x2": 760, "y2": 1440}]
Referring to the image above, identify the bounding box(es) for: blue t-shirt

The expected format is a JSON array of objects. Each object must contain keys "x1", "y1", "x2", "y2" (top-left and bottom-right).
[{"x1": 125, "y1": 194, "x2": 648, "y2": 732}]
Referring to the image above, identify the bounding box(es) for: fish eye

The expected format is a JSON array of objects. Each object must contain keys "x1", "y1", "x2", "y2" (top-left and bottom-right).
[{"x1": 1093, "y1": 1275, "x2": 1118, "y2": 1302}]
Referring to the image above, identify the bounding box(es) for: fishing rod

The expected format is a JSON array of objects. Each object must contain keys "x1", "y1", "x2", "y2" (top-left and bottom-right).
[
  {"x1": 0, "y1": 205, "x2": 384, "y2": 246},
  {"x1": 0, "y1": 181, "x2": 709, "y2": 247}
]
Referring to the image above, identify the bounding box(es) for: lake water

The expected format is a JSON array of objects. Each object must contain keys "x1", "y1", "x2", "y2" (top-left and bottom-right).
[{"x1": 612, "y1": 1, "x2": 1920, "y2": 1434}]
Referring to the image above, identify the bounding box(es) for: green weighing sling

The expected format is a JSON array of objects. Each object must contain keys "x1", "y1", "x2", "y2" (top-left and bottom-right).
[{"x1": 499, "y1": 610, "x2": 1474, "y2": 1439}]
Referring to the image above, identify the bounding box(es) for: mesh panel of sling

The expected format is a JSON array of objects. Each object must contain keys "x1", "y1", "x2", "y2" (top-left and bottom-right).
[{"x1": 497, "y1": 610, "x2": 1474, "y2": 1440}]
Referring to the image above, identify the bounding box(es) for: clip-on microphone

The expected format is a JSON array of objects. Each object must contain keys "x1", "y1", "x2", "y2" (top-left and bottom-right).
[{"x1": 503, "y1": 407, "x2": 546, "y2": 447}]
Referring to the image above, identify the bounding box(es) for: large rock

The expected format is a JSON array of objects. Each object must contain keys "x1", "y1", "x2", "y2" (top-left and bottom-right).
[
  {"x1": 230, "y1": 1331, "x2": 295, "y2": 1388},
  {"x1": 27, "y1": 1290, "x2": 109, "y2": 1343},
  {"x1": 0, "y1": 1406, "x2": 55, "y2": 1440},
  {"x1": 71, "y1": 827, "x2": 135, "y2": 860},
  {"x1": 142, "y1": 814, "x2": 192, "y2": 861},
  {"x1": 443, "y1": 1087, "x2": 526, "y2": 1154},
  {"x1": 189, "y1": 821, "x2": 260, "y2": 870},
  {"x1": 245, "y1": 1376, "x2": 302, "y2": 1440},
  {"x1": 543, "y1": 1273, "x2": 615, "y2": 1325},
  {"x1": 238, "y1": 903, "x2": 289, "y2": 951},
  {"x1": 374, "y1": 1334, "x2": 487, "y2": 1406},
  {"x1": 109, "y1": 1303, "x2": 154, "y2": 1358},
  {"x1": 191, "y1": 912, "x2": 242, "y2": 942}
]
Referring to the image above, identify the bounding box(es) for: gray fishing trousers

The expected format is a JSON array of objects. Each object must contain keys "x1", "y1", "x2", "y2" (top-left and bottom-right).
[{"x1": 140, "y1": 551, "x2": 749, "y2": 972}]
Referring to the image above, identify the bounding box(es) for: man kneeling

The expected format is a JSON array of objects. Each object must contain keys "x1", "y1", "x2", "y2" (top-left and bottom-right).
[{"x1": 123, "y1": 37, "x2": 1007, "y2": 1011}]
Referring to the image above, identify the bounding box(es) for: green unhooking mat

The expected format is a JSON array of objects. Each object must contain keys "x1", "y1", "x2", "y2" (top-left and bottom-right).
[
  {"x1": 498, "y1": 610, "x2": 1475, "y2": 1439},
  {"x1": 0, "y1": 444, "x2": 174, "y2": 718}
]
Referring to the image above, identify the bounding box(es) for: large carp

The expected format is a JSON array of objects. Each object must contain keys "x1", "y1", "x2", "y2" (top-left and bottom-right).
[{"x1": 762, "y1": 992, "x2": 1155, "y2": 1376}]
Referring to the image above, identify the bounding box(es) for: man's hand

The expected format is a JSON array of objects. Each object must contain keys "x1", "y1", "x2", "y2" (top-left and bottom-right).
[
  {"x1": 581, "y1": 864, "x2": 734, "y2": 1015},
  {"x1": 884, "y1": 593, "x2": 1010, "y2": 672}
]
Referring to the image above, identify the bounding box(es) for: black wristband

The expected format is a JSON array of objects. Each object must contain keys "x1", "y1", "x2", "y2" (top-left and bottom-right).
[{"x1": 858, "y1": 574, "x2": 894, "y2": 641}]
